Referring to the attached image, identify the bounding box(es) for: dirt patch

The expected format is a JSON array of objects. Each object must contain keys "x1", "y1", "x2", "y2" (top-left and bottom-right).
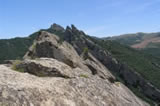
[{"x1": 131, "y1": 37, "x2": 160, "y2": 48}]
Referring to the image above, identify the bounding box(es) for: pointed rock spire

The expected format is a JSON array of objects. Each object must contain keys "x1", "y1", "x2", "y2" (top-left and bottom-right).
[{"x1": 50, "y1": 23, "x2": 65, "y2": 32}]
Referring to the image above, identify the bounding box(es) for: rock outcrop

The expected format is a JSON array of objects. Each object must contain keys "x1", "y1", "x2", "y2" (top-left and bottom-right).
[
  {"x1": 16, "y1": 58, "x2": 87, "y2": 78},
  {"x1": 0, "y1": 30, "x2": 149, "y2": 106},
  {"x1": 24, "y1": 31, "x2": 114, "y2": 79},
  {"x1": 0, "y1": 64, "x2": 149, "y2": 106},
  {"x1": 24, "y1": 31, "x2": 87, "y2": 69},
  {"x1": 61, "y1": 25, "x2": 160, "y2": 104},
  {"x1": 50, "y1": 23, "x2": 65, "y2": 32}
]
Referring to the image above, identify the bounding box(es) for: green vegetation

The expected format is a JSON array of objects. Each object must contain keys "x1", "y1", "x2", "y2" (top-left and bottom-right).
[
  {"x1": 107, "y1": 32, "x2": 160, "y2": 59},
  {"x1": 82, "y1": 47, "x2": 89, "y2": 60},
  {"x1": 0, "y1": 25, "x2": 160, "y2": 105},
  {"x1": 11, "y1": 60, "x2": 25, "y2": 72},
  {"x1": 79, "y1": 74, "x2": 89, "y2": 78},
  {"x1": 0, "y1": 28, "x2": 64, "y2": 64},
  {"x1": 83, "y1": 47, "x2": 89, "y2": 54},
  {"x1": 86, "y1": 36, "x2": 160, "y2": 105},
  {"x1": 58, "y1": 37, "x2": 64, "y2": 44},
  {"x1": 107, "y1": 32, "x2": 160, "y2": 46},
  {"x1": 0, "y1": 31, "x2": 38, "y2": 64},
  {"x1": 142, "y1": 43, "x2": 160, "y2": 57},
  {"x1": 98, "y1": 40, "x2": 160, "y2": 88},
  {"x1": 31, "y1": 42, "x2": 37, "y2": 50}
]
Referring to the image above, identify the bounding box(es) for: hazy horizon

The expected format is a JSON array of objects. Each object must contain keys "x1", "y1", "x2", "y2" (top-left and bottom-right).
[{"x1": 1, "y1": 0, "x2": 160, "y2": 39}]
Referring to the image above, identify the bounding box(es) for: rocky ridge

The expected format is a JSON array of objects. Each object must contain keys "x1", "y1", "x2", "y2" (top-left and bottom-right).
[
  {"x1": 60, "y1": 25, "x2": 160, "y2": 104},
  {"x1": 0, "y1": 29, "x2": 149, "y2": 106}
]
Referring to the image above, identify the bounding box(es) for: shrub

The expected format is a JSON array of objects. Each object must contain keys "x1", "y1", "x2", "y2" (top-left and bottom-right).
[
  {"x1": 79, "y1": 74, "x2": 89, "y2": 78},
  {"x1": 82, "y1": 47, "x2": 89, "y2": 60},
  {"x1": 31, "y1": 42, "x2": 36, "y2": 50},
  {"x1": 11, "y1": 60, "x2": 25, "y2": 72},
  {"x1": 83, "y1": 47, "x2": 89, "y2": 54}
]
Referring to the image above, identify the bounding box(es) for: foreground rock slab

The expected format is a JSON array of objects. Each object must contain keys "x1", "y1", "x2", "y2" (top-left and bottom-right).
[
  {"x1": 0, "y1": 65, "x2": 149, "y2": 106},
  {"x1": 16, "y1": 58, "x2": 91, "y2": 78}
]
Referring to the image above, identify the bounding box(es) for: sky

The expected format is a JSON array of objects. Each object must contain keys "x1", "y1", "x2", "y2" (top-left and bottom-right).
[{"x1": 0, "y1": 0, "x2": 160, "y2": 39}]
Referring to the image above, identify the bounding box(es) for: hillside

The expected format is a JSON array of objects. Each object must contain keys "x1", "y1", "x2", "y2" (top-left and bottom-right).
[
  {"x1": 106, "y1": 32, "x2": 160, "y2": 57},
  {"x1": 0, "y1": 32, "x2": 38, "y2": 63},
  {"x1": 88, "y1": 38, "x2": 160, "y2": 105},
  {"x1": 91, "y1": 39, "x2": 160, "y2": 88},
  {"x1": 0, "y1": 24, "x2": 160, "y2": 105}
]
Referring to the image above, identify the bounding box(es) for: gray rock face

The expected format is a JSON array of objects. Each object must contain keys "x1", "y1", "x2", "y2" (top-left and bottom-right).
[
  {"x1": 50, "y1": 23, "x2": 65, "y2": 32},
  {"x1": 24, "y1": 31, "x2": 87, "y2": 70},
  {"x1": 118, "y1": 64, "x2": 160, "y2": 102},
  {"x1": 61, "y1": 25, "x2": 160, "y2": 104},
  {"x1": 0, "y1": 65, "x2": 149, "y2": 106},
  {"x1": 16, "y1": 58, "x2": 91, "y2": 78},
  {"x1": 24, "y1": 31, "x2": 113, "y2": 79},
  {"x1": 84, "y1": 53, "x2": 115, "y2": 79}
]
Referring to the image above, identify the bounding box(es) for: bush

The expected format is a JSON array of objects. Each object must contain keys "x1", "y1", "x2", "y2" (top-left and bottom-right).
[
  {"x1": 83, "y1": 47, "x2": 89, "y2": 54},
  {"x1": 11, "y1": 60, "x2": 25, "y2": 72},
  {"x1": 31, "y1": 42, "x2": 36, "y2": 50},
  {"x1": 82, "y1": 47, "x2": 89, "y2": 60}
]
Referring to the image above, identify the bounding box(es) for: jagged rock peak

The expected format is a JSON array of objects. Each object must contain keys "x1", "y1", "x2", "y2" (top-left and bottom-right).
[
  {"x1": 71, "y1": 24, "x2": 78, "y2": 30},
  {"x1": 65, "y1": 24, "x2": 86, "y2": 35},
  {"x1": 66, "y1": 25, "x2": 72, "y2": 31},
  {"x1": 50, "y1": 23, "x2": 65, "y2": 32}
]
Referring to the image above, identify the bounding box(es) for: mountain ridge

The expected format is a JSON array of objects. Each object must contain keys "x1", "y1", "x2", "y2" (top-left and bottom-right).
[
  {"x1": 0, "y1": 29, "x2": 149, "y2": 106},
  {"x1": 0, "y1": 23, "x2": 160, "y2": 105},
  {"x1": 106, "y1": 32, "x2": 160, "y2": 57}
]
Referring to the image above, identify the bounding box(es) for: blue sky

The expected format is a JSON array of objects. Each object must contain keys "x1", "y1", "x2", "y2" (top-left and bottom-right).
[{"x1": 0, "y1": 0, "x2": 160, "y2": 39}]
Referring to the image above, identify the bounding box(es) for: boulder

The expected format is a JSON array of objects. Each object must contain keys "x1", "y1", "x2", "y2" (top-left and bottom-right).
[{"x1": 15, "y1": 58, "x2": 91, "y2": 78}]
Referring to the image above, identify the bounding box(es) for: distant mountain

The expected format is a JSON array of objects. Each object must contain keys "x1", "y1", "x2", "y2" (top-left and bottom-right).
[
  {"x1": 0, "y1": 24, "x2": 160, "y2": 105},
  {"x1": 106, "y1": 32, "x2": 160, "y2": 57}
]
